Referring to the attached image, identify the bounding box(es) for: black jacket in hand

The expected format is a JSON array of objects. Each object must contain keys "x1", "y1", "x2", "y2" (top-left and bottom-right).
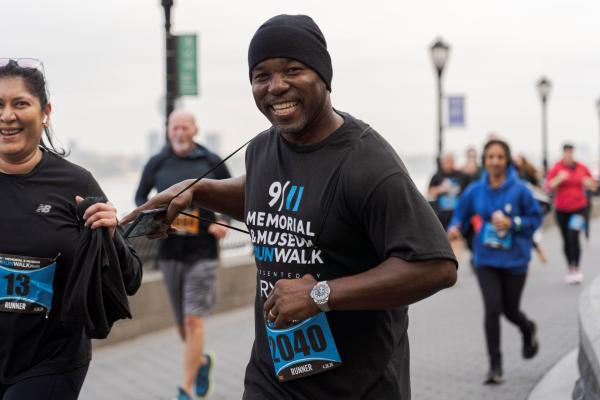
[{"x1": 61, "y1": 197, "x2": 143, "y2": 339}]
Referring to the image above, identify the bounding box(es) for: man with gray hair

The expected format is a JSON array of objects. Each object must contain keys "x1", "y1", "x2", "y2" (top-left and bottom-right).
[{"x1": 134, "y1": 110, "x2": 231, "y2": 399}]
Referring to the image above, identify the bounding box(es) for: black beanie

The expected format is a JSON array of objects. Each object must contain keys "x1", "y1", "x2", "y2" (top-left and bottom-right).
[{"x1": 248, "y1": 14, "x2": 332, "y2": 91}]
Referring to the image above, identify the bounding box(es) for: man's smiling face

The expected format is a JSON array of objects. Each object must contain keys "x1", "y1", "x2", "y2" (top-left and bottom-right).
[{"x1": 251, "y1": 58, "x2": 328, "y2": 141}]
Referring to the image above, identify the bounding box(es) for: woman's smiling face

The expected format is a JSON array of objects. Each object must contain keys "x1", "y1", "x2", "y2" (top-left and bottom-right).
[{"x1": 0, "y1": 76, "x2": 49, "y2": 164}]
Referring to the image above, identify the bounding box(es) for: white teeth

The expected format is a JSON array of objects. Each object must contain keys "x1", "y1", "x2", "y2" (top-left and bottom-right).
[
  {"x1": 0, "y1": 129, "x2": 21, "y2": 135},
  {"x1": 272, "y1": 101, "x2": 298, "y2": 111}
]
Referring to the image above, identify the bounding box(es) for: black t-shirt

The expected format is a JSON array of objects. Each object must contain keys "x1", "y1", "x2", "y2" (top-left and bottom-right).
[
  {"x1": 428, "y1": 170, "x2": 471, "y2": 228},
  {"x1": 243, "y1": 112, "x2": 456, "y2": 400},
  {"x1": 135, "y1": 144, "x2": 232, "y2": 262},
  {"x1": 0, "y1": 151, "x2": 117, "y2": 383},
  {"x1": 428, "y1": 170, "x2": 471, "y2": 205}
]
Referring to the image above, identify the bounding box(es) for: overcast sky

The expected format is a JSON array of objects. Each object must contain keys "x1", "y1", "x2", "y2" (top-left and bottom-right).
[{"x1": 4, "y1": 0, "x2": 600, "y2": 166}]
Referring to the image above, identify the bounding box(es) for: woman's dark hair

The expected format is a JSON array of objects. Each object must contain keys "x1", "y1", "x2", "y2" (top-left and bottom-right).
[
  {"x1": 0, "y1": 60, "x2": 67, "y2": 156},
  {"x1": 482, "y1": 139, "x2": 512, "y2": 170}
]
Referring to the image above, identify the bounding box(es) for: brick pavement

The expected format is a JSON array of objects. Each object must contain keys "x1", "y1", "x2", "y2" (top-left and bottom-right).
[{"x1": 80, "y1": 220, "x2": 600, "y2": 399}]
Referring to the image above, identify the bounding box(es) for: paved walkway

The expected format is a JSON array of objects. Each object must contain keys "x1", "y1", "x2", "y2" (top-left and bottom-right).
[{"x1": 80, "y1": 220, "x2": 600, "y2": 400}]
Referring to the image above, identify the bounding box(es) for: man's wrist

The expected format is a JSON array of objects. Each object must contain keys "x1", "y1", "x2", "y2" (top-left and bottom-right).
[{"x1": 310, "y1": 281, "x2": 331, "y2": 312}]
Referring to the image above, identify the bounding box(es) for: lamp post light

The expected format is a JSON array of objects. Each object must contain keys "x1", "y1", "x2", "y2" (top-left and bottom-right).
[
  {"x1": 430, "y1": 38, "x2": 450, "y2": 167},
  {"x1": 536, "y1": 77, "x2": 552, "y2": 174},
  {"x1": 161, "y1": 0, "x2": 177, "y2": 134}
]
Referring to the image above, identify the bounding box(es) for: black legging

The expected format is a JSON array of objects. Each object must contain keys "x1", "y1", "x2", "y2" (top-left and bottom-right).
[
  {"x1": 555, "y1": 208, "x2": 586, "y2": 267},
  {"x1": 0, "y1": 364, "x2": 88, "y2": 400},
  {"x1": 476, "y1": 267, "x2": 532, "y2": 367}
]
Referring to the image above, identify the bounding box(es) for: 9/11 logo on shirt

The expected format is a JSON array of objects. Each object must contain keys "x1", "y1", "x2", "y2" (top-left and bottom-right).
[{"x1": 268, "y1": 181, "x2": 304, "y2": 212}]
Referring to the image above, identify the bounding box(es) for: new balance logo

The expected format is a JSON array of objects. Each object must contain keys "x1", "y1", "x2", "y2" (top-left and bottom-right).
[{"x1": 36, "y1": 204, "x2": 52, "y2": 213}]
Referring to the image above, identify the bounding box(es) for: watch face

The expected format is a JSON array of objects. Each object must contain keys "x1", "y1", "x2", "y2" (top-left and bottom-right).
[{"x1": 312, "y1": 282, "x2": 330, "y2": 302}]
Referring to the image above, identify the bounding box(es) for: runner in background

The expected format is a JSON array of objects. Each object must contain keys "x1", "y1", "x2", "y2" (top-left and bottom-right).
[
  {"x1": 134, "y1": 110, "x2": 231, "y2": 400},
  {"x1": 448, "y1": 139, "x2": 542, "y2": 385},
  {"x1": 462, "y1": 145, "x2": 484, "y2": 181},
  {"x1": 513, "y1": 154, "x2": 549, "y2": 263},
  {"x1": 545, "y1": 143, "x2": 598, "y2": 284},
  {"x1": 428, "y1": 153, "x2": 471, "y2": 230}
]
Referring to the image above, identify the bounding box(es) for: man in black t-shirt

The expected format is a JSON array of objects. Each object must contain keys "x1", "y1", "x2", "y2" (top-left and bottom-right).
[
  {"x1": 124, "y1": 15, "x2": 457, "y2": 400},
  {"x1": 428, "y1": 153, "x2": 471, "y2": 229},
  {"x1": 134, "y1": 110, "x2": 231, "y2": 399}
]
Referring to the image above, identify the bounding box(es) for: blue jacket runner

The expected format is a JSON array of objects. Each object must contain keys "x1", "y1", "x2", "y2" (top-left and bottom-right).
[{"x1": 449, "y1": 166, "x2": 543, "y2": 272}]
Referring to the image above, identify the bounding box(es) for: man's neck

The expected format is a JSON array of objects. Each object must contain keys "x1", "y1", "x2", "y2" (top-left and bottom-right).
[
  {"x1": 172, "y1": 144, "x2": 196, "y2": 158},
  {"x1": 282, "y1": 100, "x2": 344, "y2": 146}
]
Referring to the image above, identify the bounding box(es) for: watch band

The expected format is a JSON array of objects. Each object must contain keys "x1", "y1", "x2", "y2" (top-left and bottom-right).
[{"x1": 317, "y1": 301, "x2": 330, "y2": 312}]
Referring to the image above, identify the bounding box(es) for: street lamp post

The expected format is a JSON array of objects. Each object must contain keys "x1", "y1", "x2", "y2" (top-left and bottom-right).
[
  {"x1": 430, "y1": 38, "x2": 450, "y2": 167},
  {"x1": 161, "y1": 0, "x2": 177, "y2": 133},
  {"x1": 536, "y1": 77, "x2": 552, "y2": 174}
]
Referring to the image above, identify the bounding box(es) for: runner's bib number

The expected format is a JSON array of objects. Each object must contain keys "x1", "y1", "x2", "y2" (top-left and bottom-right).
[
  {"x1": 568, "y1": 214, "x2": 586, "y2": 231},
  {"x1": 173, "y1": 208, "x2": 201, "y2": 236},
  {"x1": 438, "y1": 194, "x2": 458, "y2": 211},
  {"x1": 482, "y1": 223, "x2": 512, "y2": 250},
  {"x1": 266, "y1": 312, "x2": 342, "y2": 382},
  {"x1": 0, "y1": 253, "x2": 57, "y2": 314}
]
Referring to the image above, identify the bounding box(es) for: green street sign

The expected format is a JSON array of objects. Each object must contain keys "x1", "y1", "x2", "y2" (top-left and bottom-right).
[{"x1": 176, "y1": 34, "x2": 198, "y2": 96}]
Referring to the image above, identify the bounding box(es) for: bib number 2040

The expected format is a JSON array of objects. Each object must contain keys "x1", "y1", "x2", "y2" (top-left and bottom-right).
[
  {"x1": 268, "y1": 324, "x2": 327, "y2": 362},
  {"x1": 3, "y1": 273, "x2": 30, "y2": 296},
  {"x1": 265, "y1": 313, "x2": 342, "y2": 382}
]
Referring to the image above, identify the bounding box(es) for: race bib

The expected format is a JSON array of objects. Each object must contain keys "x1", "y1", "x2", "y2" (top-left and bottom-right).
[
  {"x1": 482, "y1": 223, "x2": 512, "y2": 250},
  {"x1": 568, "y1": 214, "x2": 586, "y2": 231},
  {"x1": 172, "y1": 208, "x2": 201, "y2": 236},
  {"x1": 0, "y1": 253, "x2": 57, "y2": 315},
  {"x1": 438, "y1": 194, "x2": 458, "y2": 211},
  {"x1": 266, "y1": 312, "x2": 342, "y2": 382}
]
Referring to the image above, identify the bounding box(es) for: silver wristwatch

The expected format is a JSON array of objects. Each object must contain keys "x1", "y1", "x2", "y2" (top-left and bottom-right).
[{"x1": 310, "y1": 281, "x2": 331, "y2": 312}]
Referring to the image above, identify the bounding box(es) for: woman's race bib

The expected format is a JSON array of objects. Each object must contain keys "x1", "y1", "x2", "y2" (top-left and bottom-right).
[
  {"x1": 482, "y1": 223, "x2": 512, "y2": 250},
  {"x1": 568, "y1": 214, "x2": 586, "y2": 232},
  {"x1": 0, "y1": 253, "x2": 57, "y2": 315},
  {"x1": 266, "y1": 312, "x2": 342, "y2": 382}
]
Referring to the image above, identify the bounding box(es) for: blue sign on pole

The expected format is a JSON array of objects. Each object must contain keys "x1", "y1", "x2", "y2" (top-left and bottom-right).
[{"x1": 448, "y1": 96, "x2": 465, "y2": 127}]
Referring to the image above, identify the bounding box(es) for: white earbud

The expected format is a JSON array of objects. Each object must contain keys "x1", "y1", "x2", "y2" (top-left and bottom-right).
[{"x1": 42, "y1": 115, "x2": 48, "y2": 125}]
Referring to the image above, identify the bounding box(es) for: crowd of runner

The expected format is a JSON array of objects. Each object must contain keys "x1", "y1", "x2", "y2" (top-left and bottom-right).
[{"x1": 1, "y1": 12, "x2": 599, "y2": 400}]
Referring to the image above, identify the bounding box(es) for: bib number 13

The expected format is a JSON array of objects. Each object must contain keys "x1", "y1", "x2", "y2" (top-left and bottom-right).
[{"x1": 3, "y1": 273, "x2": 30, "y2": 296}]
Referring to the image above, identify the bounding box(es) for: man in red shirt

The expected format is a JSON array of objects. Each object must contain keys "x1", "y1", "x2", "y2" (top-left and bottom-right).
[{"x1": 546, "y1": 143, "x2": 598, "y2": 284}]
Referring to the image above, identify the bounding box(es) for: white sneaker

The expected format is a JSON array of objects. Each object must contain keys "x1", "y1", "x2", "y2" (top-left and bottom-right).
[
  {"x1": 565, "y1": 273, "x2": 576, "y2": 284},
  {"x1": 572, "y1": 271, "x2": 584, "y2": 284}
]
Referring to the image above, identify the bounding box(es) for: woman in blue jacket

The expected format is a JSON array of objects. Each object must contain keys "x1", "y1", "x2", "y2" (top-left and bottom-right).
[{"x1": 448, "y1": 139, "x2": 543, "y2": 385}]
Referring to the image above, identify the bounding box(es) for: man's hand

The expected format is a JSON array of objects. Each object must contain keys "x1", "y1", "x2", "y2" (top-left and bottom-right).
[
  {"x1": 120, "y1": 180, "x2": 196, "y2": 239},
  {"x1": 264, "y1": 274, "x2": 320, "y2": 329},
  {"x1": 208, "y1": 222, "x2": 228, "y2": 240},
  {"x1": 76, "y1": 196, "x2": 117, "y2": 238}
]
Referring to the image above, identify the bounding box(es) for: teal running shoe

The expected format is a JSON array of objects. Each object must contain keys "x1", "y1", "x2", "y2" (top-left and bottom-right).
[
  {"x1": 195, "y1": 353, "x2": 214, "y2": 398},
  {"x1": 176, "y1": 387, "x2": 192, "y2": 400}
]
